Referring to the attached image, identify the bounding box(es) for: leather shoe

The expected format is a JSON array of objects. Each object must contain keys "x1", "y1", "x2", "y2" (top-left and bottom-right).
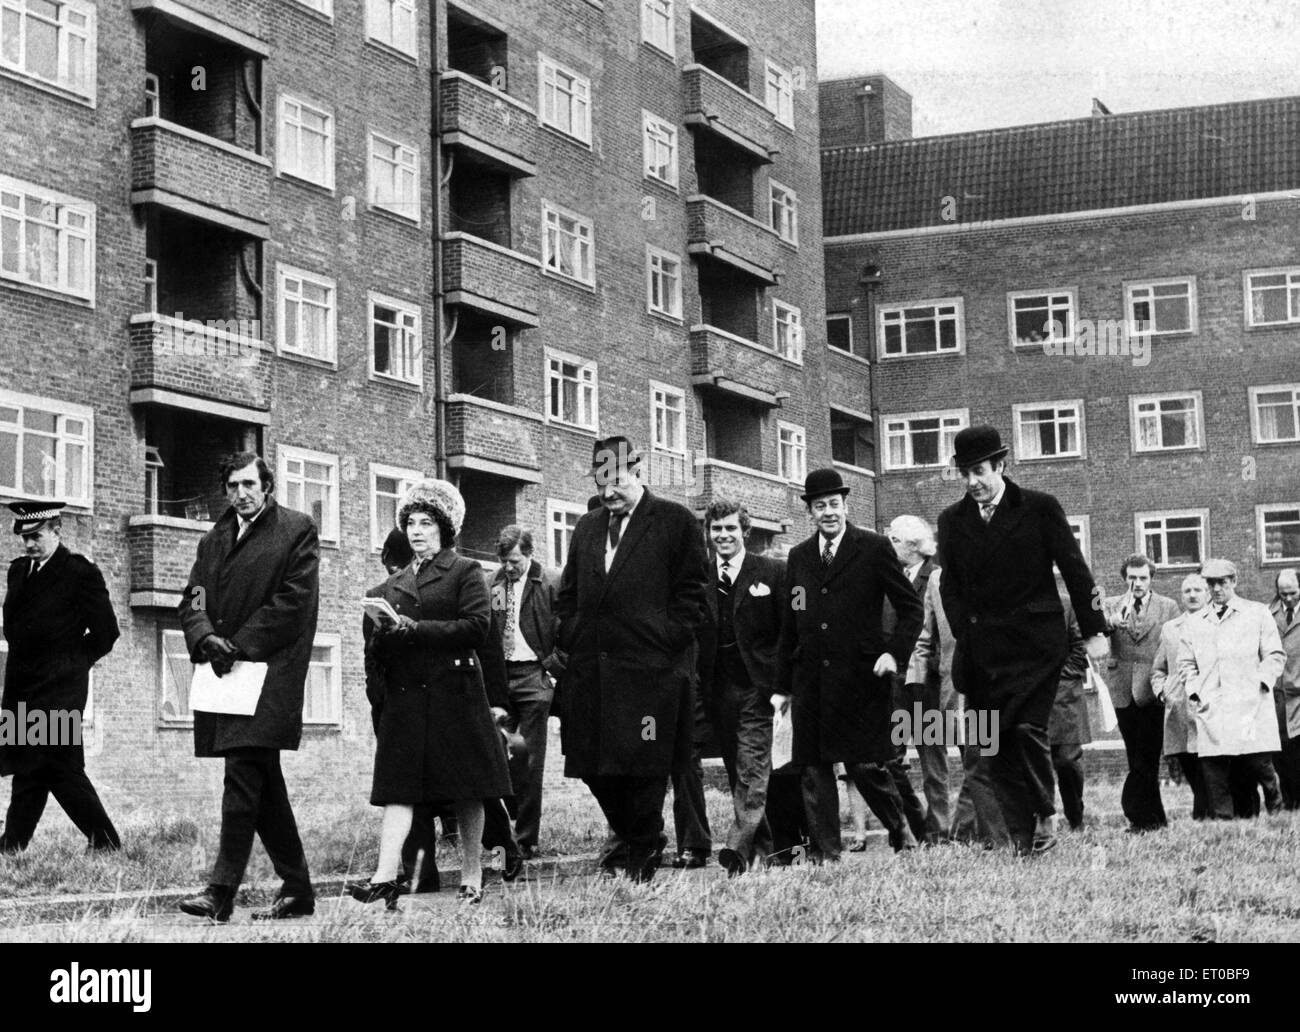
[
  {"x1": 672, "y1": 850, "x2": 708, "y2": 869},
  {"x1": 888, "y1": 827, "x2": 918, "y2": 852},
  {"x1": 718, "y1": 847, "x2": 747, "y2": 876},
  {"x1": 1031, "y1": 816, "x2": 1058, "y2": 855},
  {"x1": 347, "y1": 879, "x2": 402, "y2": 911},
  {"x1": 251, "y1": 894, "x2": 315, "y2": 921},
  {"x1": 179, "y1": 885, "x2": 235, "y2": 923},
  {"x1": 502, "y1": 851, "x2": 524, "y2": 882}
]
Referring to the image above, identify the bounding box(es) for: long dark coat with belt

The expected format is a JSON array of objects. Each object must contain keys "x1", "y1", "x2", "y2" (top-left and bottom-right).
[
  {"x1": 776, "y1": 522, "x2": 924, "y2": 764},
  {"x1": 363, "y1": 548, "x2": 511, "y2": 803},
  {"x1": 1, "y1": 544, "x2": 119, "y2": 775},
  {"x1": 555, "y1": 490, "x2": 709, "y2": 778},
  {"x1": 179, "y1": 497, "x2": 319, "y2": 757},
  {"x1": 937, "y1": 478, "x2": 1105, "y2": 727}
]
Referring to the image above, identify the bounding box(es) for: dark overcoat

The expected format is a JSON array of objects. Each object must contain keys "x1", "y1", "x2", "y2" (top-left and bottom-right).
[
  {"x1": 363, "y1": 548, "x2": 511, "y2": 803},
  {"x1": 1, "y1": 544, "x2": 119, "y2": 775},
  {"x1": 179, "y1": 498, "x2": 319, "y2": 757},
  {"x1": 555, "y1": 490, "x2": 708, "y2": 778},
  {"x1": 776, "y1": 523, "x2": 924, "y2": 764},
  {"x1": 1048, "y1": 599, "x2": 1092, "y2": 746},
  {"x1": 937, "y1": 477, "x2": 1105, "y2": 728}
]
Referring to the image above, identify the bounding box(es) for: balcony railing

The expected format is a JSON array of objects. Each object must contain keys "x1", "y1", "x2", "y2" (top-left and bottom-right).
[
  {"x1": 692, "y1": 458, "x2": 794, "y2": 531},
  {"x1": 686, "y1": 196, "x2": 783, "y2": 284},
  {"x1": 440, "y1": 71, "x2": 538, "y2": 177},
  {"x1": 126, "y1": 514, "x2": 212, "y2": 607},
  {"x1": 129, "y1": 314, "x2": 273, "y2": 412},
  {"x1": 441, "y1": 233, "x2": 540, "y2": 327},
  {"x1": 445, "y1": 394, "x2": 544, "y2": 482},
  {"x1": 682, "y1": 64, "x2": 778, "y2": 163}
]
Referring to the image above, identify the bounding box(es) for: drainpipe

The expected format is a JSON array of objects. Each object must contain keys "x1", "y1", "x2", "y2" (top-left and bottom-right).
[{"x1": 431, "y1": 26, "x2": 447, "y2": 480}]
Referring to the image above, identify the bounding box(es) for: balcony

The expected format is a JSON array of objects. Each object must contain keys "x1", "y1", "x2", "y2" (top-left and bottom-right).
[
  {"x1": 682, "y1": 64, "x2": 777, "y2": 164},
  {"x1": 130, "y1": 119, "x2": 271, "y2": 238},
  {"x1": 445, "y1": 394, "x2": 544, "y2": 483},
  {"x1": 126, "y1": 514, "x2": 212, "y2": 607},
  {"x1": 440, "y1": 71, "x2": 538, "y2": 177},
  {"x1": 686, "y1": 196, "x2": 783, "y2": 285},
  {"x1": 689, "y1": 326, "x2": 790, "y2": 408},
  {"x1": 441, "y1": 233, "x2": 541, "y2": 327},
  {"x1": 132, "y1": 0, "x2": 269, "y2": 47},
  {"x1": 129, "y1": 315, "x2": 273, "y2": 419},
  {"x1": 692, "y1": 459, "x2": 794, "y2": 532}
]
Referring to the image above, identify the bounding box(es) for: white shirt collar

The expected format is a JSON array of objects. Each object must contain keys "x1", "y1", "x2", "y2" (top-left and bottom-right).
[
  {"x1": 718, "y1": 548, "x2": 745, "y2": 577},
  {"x1": 904, "y1": 559, "x2": 924, "y2": 582},
  {"x1": 984, "y1": 482, "x2": 1006, "y2": 510},
  {"x1": 819, "y1": 526, "x2": 847, "y2": 555}
]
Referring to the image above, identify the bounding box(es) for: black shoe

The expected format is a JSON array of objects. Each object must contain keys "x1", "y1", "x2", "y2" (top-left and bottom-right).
[
  {"x1": 672, "y1": 850, "x2": 708, "y2": 869},
  {"x1": 518, "y1": 844, "x2": 539, "y2": 860},
  {"x1": 179, "y1": 885, "x2": 235, "y2": 923},
  {"x1": 346, "y1": 879, "x2": 401, "y2": 911},
  {"x1": 718, "y1": 847, "x2": 747, "y2": 876},
  {"x1": 251, "y1": 894, "x2": 315, "y2": 921},
  {"x1": 502, "y1": 852, "x2": 524, "y2": 882},
  {"x1": 628, "y1": 854, "x2": 658, "y2": 884},
  {"x1": 457, "y1": 885, "x2": 484, "y2": 905},
  {"x1": 888, "y1": 828, "x2": 918, "y2": 852}
]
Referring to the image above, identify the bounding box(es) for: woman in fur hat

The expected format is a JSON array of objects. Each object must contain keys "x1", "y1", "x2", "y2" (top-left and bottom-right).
[{"x1": 352, "y1": 479, "x2": 512, "y2": 906}]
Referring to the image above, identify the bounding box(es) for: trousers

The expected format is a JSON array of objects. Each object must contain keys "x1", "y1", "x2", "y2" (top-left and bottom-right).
[{"x1": 209, "y1": 748, "x2": 311, "y2": 895}]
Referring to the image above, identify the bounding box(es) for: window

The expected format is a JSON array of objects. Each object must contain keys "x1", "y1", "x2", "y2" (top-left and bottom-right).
[
  {"x1": 278, "y1": 445, "x2": 339, "y2": 542},
  {"x1": 646, "y1": 246, "x2": 681, "y2": 318},
  {"x1": 368, "y1": 132, "x2": 419, "y2": 221},
  {"x1": 159, "y1": 628, "x2": 194, "y2": 724},
  {"x1": 369, "y1": 293, "x2": 421, "y2": 386},
  {"x1": 831, "y1": 408, "x2": 874, "y2": 470},
  {"x1": 0, "y1": 174, "x2": 93, "y2": 301},
  {"x1": 1126, "y1": 278, "x2": 1195, "y2": 336},
  {"x1": 1014, "y1": 401, "x2": 1083, "y2": 460},
  {"x1": 278, "y1": 95, "x2": 334, "y2": 189},
  {"x1": 769, "y1": 180, "x2": 798, "y2": 245},
  {"x1": 1131, "y1": 392, "x2": 1202, "y2": 452},
  {"x1": 827, "y1": 313, "x2": 854, "y2": 355},
  {"x1": 883, "y1": 409, "x2": 967, "y2": 470},
  {"x1": 641, "y1": 0, "x2": 674, "y2": 54},
  {"x1": 879, "y1": 300, "x2": 963, "y2": 357},
  {"x1": 303, "y1": 633, "x2": 342, "y2": 725},
  {"x1": 1251, "y1": 384, "x2": 1300, "y2": 444},
  {"x1": 277, "y1": 264, "x2": 336, "y2": 363},
  {"x1": 370, "y1": 463, "x2": 423, "y2": 549},
  {"x1": 643, "y1": 111, "x2": 678, "y2": 187},
  {"x1": 650, "y1": 381, "x2": 686, "y2": 454},
  {"x1": 0, "y1": 0, "x2": 95, "y2": 101},
  {"x1": 542, "y1": 203, "x2": 594, "y2": 285},
  {"x1": 546, "y1": 350, "x2": 598, "y2": 430},
  {"x1": 1136, "y1": 510, "x2": 1207, "y2": 569},
  {"x1": 1245, "y1": 269, "x2": 1300, "y2": 327},
  {"x1": 772, "y1": 301, "x2": 803, "y2": 362},
  {"x1": 538, "y1": 54, "x2": 591, "y2": 144},
  {"x1": 764, "y1": 59, "x2": 793, "y2": 127},
  {"x1": 0, "y1": 387, "x2": 90, "y2": 505},
  {"x1": 1260, "y1": 505, "x2": 1300, "y2": 563},
  {"x1": 1009, "y1": 290, "x2": 1074, "y2": 345},
  {"x1": 548, "y1": 499, "x2": 585, "y2": 568},
  {"x1": 290, "y1": 0, "x2": 332, "y2": 14},
  {"x1": 366, "y1": 0, "x2": 416, "y2": 57},
  {"x1": 777, "y1": 422, "x2": 806, "y2": 483},
  {"x1": 1066, "y1": 515, "x2": 1091, "y2": 568}
]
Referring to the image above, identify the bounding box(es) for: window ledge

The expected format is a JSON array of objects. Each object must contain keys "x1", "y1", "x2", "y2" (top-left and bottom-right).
[
  {"x1": 274, "y1": 170, "x2": 336, "y2": 195},
  {"x1": 543, "y1": 420, "x2": 599, "y2": 440},
  {"x1": 643, "y1": 174, "x2": 680, "y2": 195},
  {"x1": 648, "y1": 309, "x2": 685, "y2": 326},
  {"x1": 368, "y1": 372, "x2": 424, "y2": 393},
  {"x1": 878, "y1": 350, "x2": 964, "y2": 361},
  {"x1": 1252, "y1": 438, "x2": 1300, "y2": 448},
  {"x1": 277, "y1": 348, "x2": 339, "y2": 372},
  {"x1": 278, "y1": 0, "x2": 334, "y2": 25},
  {"x1": 367, "y1": 203, "x2": 423, "y2": 229},
  {"x1": 828, "y1": 345, "x2": 871, "y2": 367},
  {"x1": 1016, "y1": 454, "x2": 1087, "y2": 464},
  {"x1": 833, "y1": 460, "x2": 876, "y2": 479},
  {"x1": 364, "y1": 37, "x2": 420, "y2": 66},
  {"x1": 542, "y1": 268, "x2": 598, "y2": 294},
  {"x1": 0, "y1": 276, "x2": 94, "y2": 309},
  {"x1": 1132, "y1": 446, "x2": 1204, "y2": 456},
  {"x1": 0, "y1": 66, "x2": 95, "y2": 108},
  {"x1": 538, "y1": 123, "x2": 594, "y2": 152},
  {"x1": 641, "y1": 41, "x2": 677, "y2": 63}
]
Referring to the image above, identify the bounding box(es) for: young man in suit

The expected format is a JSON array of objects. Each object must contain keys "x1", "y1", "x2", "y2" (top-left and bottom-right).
[
  {"x1": 775, "y1": 469, "x2": 924, "y2": 861},
  {"x1": 936, "y1": 427, "x2": 1108, "y2": 856}
]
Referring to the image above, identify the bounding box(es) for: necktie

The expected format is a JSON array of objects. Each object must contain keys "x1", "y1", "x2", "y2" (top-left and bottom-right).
[
  {"x1": 719, "y1": 560, "x2": 732, "y2": 588},
  {"x1": 237, "y1": 518, "x2": 251, "y2": 541},
  {"x1": 821, "y1": 540, "x2": 834, "y2": 567},
  {"x1": 1217, "y1": 605, "x2": 1228, "y2": 621},
  {"x1": 980, "y1": 503, "x2": 995, "y2": 523},
  {"x1": 503, "y1": 579, "x2": 516, "y2": 661},
  {"x1": 608, "y1": 514, "x2": 624, "y2": 550},
  {"x1": 1287, "y1": 604, "x2": 1295, "y2": 626},
  {"x1": 1133, "y1": 597, "x2": 1143, "y2": 618},
  {"x1": 25, "y1": 559, "x2": 37, "y2": 583}
]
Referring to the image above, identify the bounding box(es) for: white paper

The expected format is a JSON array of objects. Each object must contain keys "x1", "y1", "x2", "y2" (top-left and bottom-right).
[
  {"x1": 1087, "y1": 662, "x2": 1118, "y2": 734},
  {"x1": 772, "y1": 704, "x2": 794, "y2": 769},
  {"x1": 190, "y1": 660, "x2": 267, "y2": 716},
  {"x1": 361, "y1": 596, "x2": 400, "y2": 627}
]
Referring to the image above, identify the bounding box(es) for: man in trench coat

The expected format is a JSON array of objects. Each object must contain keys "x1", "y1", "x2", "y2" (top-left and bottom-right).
[
  {"x1": 178, "y1": 452, "x2": 319, "y2": 921},
  {"x1": 1151, "y1": 573, "x2": 1211, "y2": 819},
  {"x1": 556, "y1": 436, "x2": 708, "y2": 882},
  {"x1": 1268, "y1": 569, "x2": 1300, "y2": 807}
]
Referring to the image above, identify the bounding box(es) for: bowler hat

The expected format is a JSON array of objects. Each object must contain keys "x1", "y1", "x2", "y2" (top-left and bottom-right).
[
  {"x1": 801, "y1": 468, "x2": 850, "y2": 503},
  {"x1": 10, "y1": 500, "x2": 65, "y2": 536},
  {"x1": 951, "y1": 425, "x2": 1009, "y2": 469}
]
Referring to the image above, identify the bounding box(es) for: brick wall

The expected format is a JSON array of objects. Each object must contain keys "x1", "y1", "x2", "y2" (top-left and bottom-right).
[
  {"x1": 130, "y1": 121, "x2": 270, "y2": 223},
  {"x1": 819, "y1": 75, "x2": 913, "y2": 148}
]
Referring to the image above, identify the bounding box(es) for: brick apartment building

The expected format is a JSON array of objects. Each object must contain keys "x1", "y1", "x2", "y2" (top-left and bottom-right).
[{"x1": 0, "y1": 0, "x2": 830, "y2": 812}]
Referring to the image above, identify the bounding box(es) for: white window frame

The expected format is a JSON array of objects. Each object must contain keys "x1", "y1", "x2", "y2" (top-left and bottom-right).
[
  {"x1": 1259, "y1": 503, "x2": 1300, "y2": 565},
  {"x1": 545, "y1": 348, "x2": 598, "y2": 431},
  {"x1": 302, "y1": 632, "x2": 343, "y2": 726},
  {"x1": 878, "y1": 298, "x2": 965, "y2": 358},
  {"x1": 1012, "y1": 400, "x2": 1085, "y2": 461},
  {"x1": 826, "y1": 313, "x2": 854, "y2": 355},
  {"x1": 278, "y1": 444, "x2": 340, "y2": 543},
  {"x1": 0, "y1": 386, "x2": 93, "y2": 508},
  {"x1": 277, "y1": 93, "x2": 335, "y2": 190},
  {"x1": 276, "y1": 263, "x2": 337, "y2": 365},
  {"x1": 367, "y1": 130, "x2": 420, "y2": 222},
  {"x1": 1135, "y1": 509, "x2": 1209, "y2": 571},
  {"x1": 537, "y1": 53, "x2": 591, "y2": 145},
  {"x1": 288, "y1": 0, "x2": 332, "y2": 16},
  {"x1": 641, "y1": 0, "x2": 674, "y2": 55},
  {"x1": 777, "y1": 421, "x2": 807, "y2": 484},
  {"x1": 1130, "y1": 390, "x2": 1203, "y2": 454},
  {"x1": 370, "y1": 462, "x2": 424, "y2": 550},
  {"x1": 772, "y1": 300, "x2": 803, "y2": 363},
  {"x1": 0, "y1": 173, "x2": 95, "y2": 302},
  {"x1": 365, "y1": 0, "x2": 417, "y2": 58},
  {"x1": 882, "y1": 408, "x2": 969, "y2": 471},
  {"x1": 646, "y1": 244, "x2": 682, "y2": 319},
  {"x1": 650, "y1": 380, "x2": 687, "y2": 455},
  {"x1": 542, "y1": 201, "x2": 594, "y2": 286},
  {"x1": 764, "y1": 59, "x2": 794, "y2": 127},
  {"x1": 1125, "y1": 277, "x2": 1197, "y2": 337},
  {"x1": 1250, "y1": 383, "x2": 1300, "y2": 445},
  {"x1": 1244, "y1": 268, "x2": 1300, "y2": 328},
  {"x1": 1066, "y1": 515, "x2": 1092, "y2": 569},
  {"x1": 159, "y1": 627, "x2": 195, "y2": 725},
  {"x1": 368, "y1": 291, "x2": 422, "y2": 387},
  {"x1": 0, "y1": 0, "x2": 96, "y2": 103},
  {"x1": 769, "y1": 179, "x2": 798, "y2": 245},
  {"x1": 547, "y1": 498, "x2": 586, "y2": 569},
  {"x1": 1007, "y1": 289, "x2": 1076, "y2": 347},
  {"x1": 642, "y1": 110, "x2": 678, "y2": 188}
]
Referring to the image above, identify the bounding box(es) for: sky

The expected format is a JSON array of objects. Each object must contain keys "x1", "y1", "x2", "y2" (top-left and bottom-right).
[{"x1": 815, "y1": 0, "x2": 1300, "y2": 137}]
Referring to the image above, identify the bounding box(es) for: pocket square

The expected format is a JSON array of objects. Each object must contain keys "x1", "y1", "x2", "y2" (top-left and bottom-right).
[{"x1": 749, "y1": 582, "x2": 771, "y2": 597}]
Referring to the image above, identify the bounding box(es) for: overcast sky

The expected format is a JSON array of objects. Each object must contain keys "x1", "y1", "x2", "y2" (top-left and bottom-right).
[{"x1": 815, "y1": 0, "x2": 1300, "y2": 137}]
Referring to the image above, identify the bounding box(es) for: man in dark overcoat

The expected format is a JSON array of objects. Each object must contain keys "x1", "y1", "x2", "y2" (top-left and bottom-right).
[
  {"x1": 177, "y1": 452, "x2": 319, "y2": 922},
  {"x1": 556, "y1": 436, "x2": 708, "y2": 882},
  {"x1": 937, "y1": 426, "x2": 1108, "y2": 855},
  {"x1": 775, "y1": 469, "x2": 924, "y2": 861},
  {"x1": 1, "y1": 502, "x2": 120, "y2": 851}
]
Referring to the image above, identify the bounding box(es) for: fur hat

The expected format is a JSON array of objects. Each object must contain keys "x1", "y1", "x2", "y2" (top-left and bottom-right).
[{"x1": 397, "y1": 478, "x2": 465, "y2": 537}]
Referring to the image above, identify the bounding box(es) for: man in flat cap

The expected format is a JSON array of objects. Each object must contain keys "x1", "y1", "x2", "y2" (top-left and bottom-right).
[
  {"x1": 556, "y1": 436, "x2": 708, "y2": 882},
  {"x1": 936, "y1": 426, "x2": 1108, "y2": 855},
  {"x1": 1, "y1": 502, "x2": 120, "y2": 852}
]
